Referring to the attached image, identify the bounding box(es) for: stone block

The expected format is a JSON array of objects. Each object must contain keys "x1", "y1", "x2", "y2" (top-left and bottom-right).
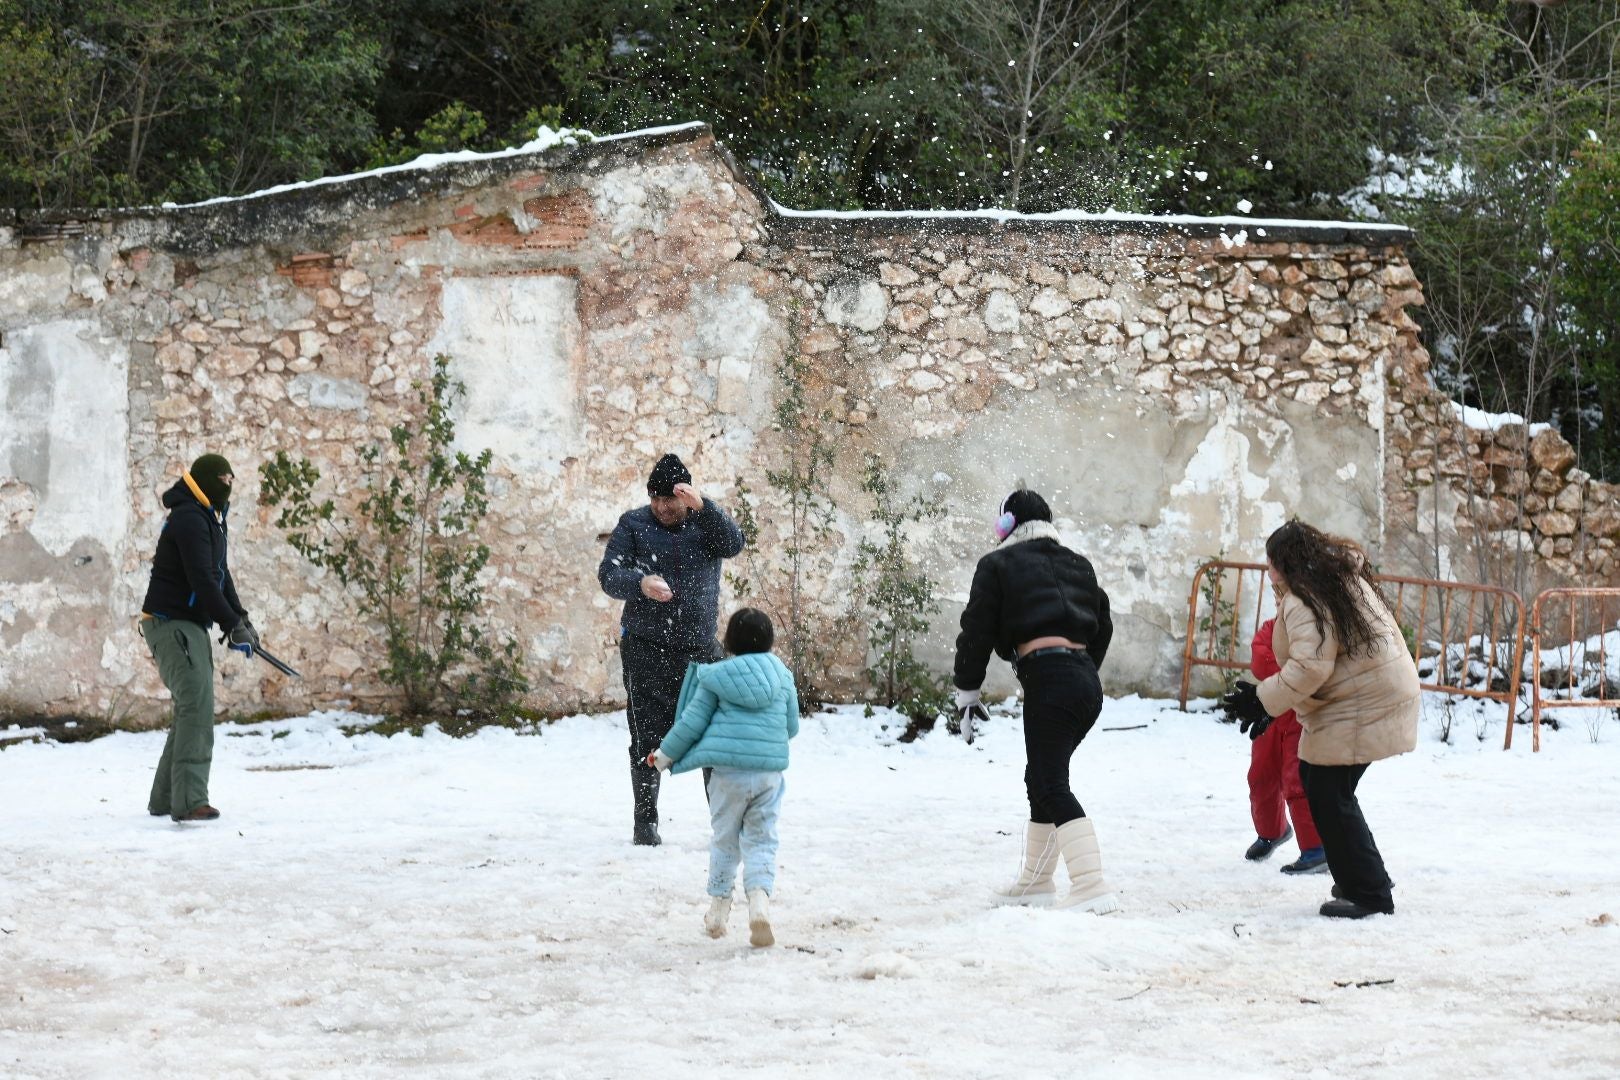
[
  {"x1": 1081, "y1": 298, "x2": 1123, "y2": 323},
  {"x1": 1307, "y1": 299, "x2": 1351, "y2": 325},
  {"x1": 211, "y1": 344, "x2": 259, "y2": 377},
  {"x1": 1380, "y1": 263, "x2": 1418, "y2": 287},
  {"x1": 1584, "y1": 503, "x2": 1620, "y2": 538},
  {"x1": 906, "y1": 370, "x2": 945, "y2": 392},
  {"x1": 1301, "y1": 339, "x2": 1336, "y2": 366},
  {"x1": 155, "y1": 394, "x2": 198, "y2": 420},
  {"x1": 1305, "y1": 258, "x2": 1348, "y2": 280},
  {"x1": 1534, "y1": 510, "x2": 1578, "y2": 537},
  {"x1": 822, "y1": 279, "x2": 887, "y2": 332},
  {"x1": 943, "y1": 315, "x2": 988, "y2": 343},
  {"x1": 1225, "y1": 265, "x2": 1253, "y2": 302},
  {"x1": 1066, "y1": 273, "x2": 1106, "y2": 300},
  {"x1": 983, "y1": 291, "x2": 1019, "y2": 333},
  {"x1": 1553, "y1": 484, "x2": 1584, "y2": 514},
  {"x1": 287, "y1": 373, "x2": 367, "y2": 411},
  {"x1": 156, "y1": 341, "x2": 197, "y2": 373},
  {"x1": 889, "y1": 304, "x2": 929, "y2": 333},
  {"x1": 1479, "y1": 496, "x2": 1520, "y2": 530},
  {"x1": 1529, "y1": 428, "x2": 1577, "y2": 475},
  {"x1": 879, "y1": 262, "x2": 919, "y2": 286},
  {"x1": 1030, "y1": 288, "x2": 1071, "y2": 319}
]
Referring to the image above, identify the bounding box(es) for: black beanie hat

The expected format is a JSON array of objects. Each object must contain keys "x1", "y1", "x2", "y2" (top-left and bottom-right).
[
  {"x1": 1001, "y1": 488, "x2": 1052, "y2": 528},
  {"x1": 189, "y1": 453, "x2": 234, "y2": 507},
  {"x1": 647, "y1": 453, "x2": 692, "y2": 497}
]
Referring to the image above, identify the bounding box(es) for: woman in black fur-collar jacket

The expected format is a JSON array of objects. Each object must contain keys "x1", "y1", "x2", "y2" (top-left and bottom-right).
[{"x1": 953, "y1": 488, "x2": 1119, "y2": 915}]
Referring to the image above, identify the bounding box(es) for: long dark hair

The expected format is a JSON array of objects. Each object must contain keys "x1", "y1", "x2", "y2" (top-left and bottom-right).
[{"x1": 1265, "y1": 520, "x2": 1388, "y2": 657}]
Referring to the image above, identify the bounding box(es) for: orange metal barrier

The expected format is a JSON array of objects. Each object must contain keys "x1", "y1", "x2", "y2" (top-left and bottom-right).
[
  {"x1": 1178, "y1": 560, "x2": 1276, "y2": 708},
  {"x1": 1180, "y1": 561, "x2": 1526, "y2": 747},
  {"x1": 1528, "y1": 588, "x2": 1620, "y2": 754}
]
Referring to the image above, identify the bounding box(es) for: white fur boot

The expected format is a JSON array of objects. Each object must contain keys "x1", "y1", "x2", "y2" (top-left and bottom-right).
[
  {"x1": 1052, "y1": 817, "x2": 1120, "y2": 915},
  {"x1": 747, "y1": 888, "x2": 774, "y2": 947},
  {"x1": 703, "y1": 895, "x2": 732, "y2": 939},
  {"x1": 989, "y1": 821, "x2": 1060, "y2": 906}
]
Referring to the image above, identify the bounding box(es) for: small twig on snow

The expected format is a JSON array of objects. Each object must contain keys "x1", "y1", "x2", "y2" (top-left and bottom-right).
[
  {"x1": 1333, "y1": 978, "x2": 1395, "y2": 989},
  {"x1": 1115, "y1": 985, "x2": 1153, "y2": 1001}
]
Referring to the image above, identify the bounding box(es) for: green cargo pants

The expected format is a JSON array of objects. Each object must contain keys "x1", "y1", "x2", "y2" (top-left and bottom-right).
[{"x1": 142, "y1": 618, "x2": 216, "y2": 819}]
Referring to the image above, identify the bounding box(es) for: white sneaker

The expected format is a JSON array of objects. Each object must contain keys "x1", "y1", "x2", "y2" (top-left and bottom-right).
[
  {"x1": 704, "y1": 895, "x2": 732, "y2": 939},
  {"x1": 747, "y1": 888, "x2": 774, "y2": 947}
]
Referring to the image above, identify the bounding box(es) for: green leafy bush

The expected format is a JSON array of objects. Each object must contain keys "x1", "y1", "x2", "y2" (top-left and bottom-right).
[
  {"x1": 258, "y1": 355, "x2": 528, "y2": 723},
  {"x1": 849, "y1": 452, "x2": 950, "y2": 726}
]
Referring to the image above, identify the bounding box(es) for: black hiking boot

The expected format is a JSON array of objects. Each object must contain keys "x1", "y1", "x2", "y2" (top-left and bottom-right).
[
  {"x1": 1320, "y1": 897, "x2": 1391, "y2": 919},
  {"x1": 633, "y1": 821, "x2": 662, "y2": 846}
]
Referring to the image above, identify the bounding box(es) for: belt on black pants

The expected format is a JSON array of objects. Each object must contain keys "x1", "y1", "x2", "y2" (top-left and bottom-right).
[{"x1": 1014, "y1": 645, "x2": 1087, "y2": 675}]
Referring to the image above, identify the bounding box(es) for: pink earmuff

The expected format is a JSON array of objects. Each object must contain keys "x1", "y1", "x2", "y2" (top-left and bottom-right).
[{"x1": 994, "y1": 510, "x2": 1017, "y2": 541}]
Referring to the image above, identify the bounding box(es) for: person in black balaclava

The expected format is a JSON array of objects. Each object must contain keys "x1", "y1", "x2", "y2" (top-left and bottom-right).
[
  {"x1": 139, "y1": 452, "x2": 261, "y2": 822},
  {"x1": 597, "y1": 453, "x2": 746, "y2": 845}
]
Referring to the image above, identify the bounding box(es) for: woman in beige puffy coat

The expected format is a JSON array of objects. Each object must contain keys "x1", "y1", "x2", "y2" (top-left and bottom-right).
[{"x1": 1224, "y1": 520, "x2": 1420, "y2": 918}]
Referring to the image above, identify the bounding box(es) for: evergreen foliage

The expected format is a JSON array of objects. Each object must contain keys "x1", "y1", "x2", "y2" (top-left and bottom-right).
[{"x1": 3, "y1": 1, "x2": 1617, "y2": 476}]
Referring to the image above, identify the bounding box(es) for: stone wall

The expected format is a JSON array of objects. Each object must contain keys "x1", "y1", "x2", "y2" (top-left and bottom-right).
[
  {"x1": 1384, "y1": 356, "x2": 1620, "y2": 588},
  {"x1": 3, "y1": 122, "x2": 1613, "y2": 721}
]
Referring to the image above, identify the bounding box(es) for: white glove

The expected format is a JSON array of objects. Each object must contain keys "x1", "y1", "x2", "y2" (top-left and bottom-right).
[
  {"x1": 649, "y1": 749, "x2": 674, "y2": 771},
  {"x1": 953, "y1": 688, "x2": 989, "y2": 745}
]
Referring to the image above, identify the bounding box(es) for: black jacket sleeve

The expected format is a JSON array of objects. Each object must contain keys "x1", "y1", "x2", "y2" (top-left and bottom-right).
[
  {"x1": 1090, "y1": 584, "x2": 1113, "y2": 670},
  {"x1": 598, "y1": 514, "x2": 647, "y2": 600},
  {"x1": 222, "y1": 569, "x2": 248, "y2": 619},
  {"x1": 170, "y1": 510, "x2": 242, "y2": 630},
  {"x1": 953, "y1": 556, "x2": 1001, "y2": 691},
  {"x1": 694, "y1": 498, "x2": 745, "y2": 559}
]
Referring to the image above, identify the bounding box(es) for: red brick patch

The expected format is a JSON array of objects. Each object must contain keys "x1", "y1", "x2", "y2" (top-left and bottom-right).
[{"x1": 275, "y1": 252, "x2": 337, "y2": 288}]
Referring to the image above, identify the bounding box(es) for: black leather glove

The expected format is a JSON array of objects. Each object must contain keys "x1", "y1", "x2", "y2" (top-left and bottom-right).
[
  {"x1": 1220, "y1": 681, "x2": 1273, "y2": 740},
  {"x1": 222, "y1": 617, "x2": 260, "y2": 658}
]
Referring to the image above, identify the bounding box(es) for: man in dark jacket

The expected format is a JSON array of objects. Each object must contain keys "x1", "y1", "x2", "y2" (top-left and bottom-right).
[
  {"x1": 598, "y1": 453, "x2": 746, "y2": 845},
  {"x1": 139, "y1": 453, "x2": 260, "y2": 822}
]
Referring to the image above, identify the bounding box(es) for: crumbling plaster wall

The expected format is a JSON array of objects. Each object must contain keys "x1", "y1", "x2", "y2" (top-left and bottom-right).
[{"x1": 4, "y1": 123, "x2": 1595, "y2": 721}]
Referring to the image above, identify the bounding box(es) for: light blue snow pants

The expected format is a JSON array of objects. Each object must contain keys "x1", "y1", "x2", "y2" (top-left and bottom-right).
[{"x1": 704, "y1": 768, "x2": 786, "y2": 897}]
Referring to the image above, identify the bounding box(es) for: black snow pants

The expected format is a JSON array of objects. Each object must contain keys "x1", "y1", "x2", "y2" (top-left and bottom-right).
[{"x1": 621, "y1": 633, "x2": 722, "y2": 825}]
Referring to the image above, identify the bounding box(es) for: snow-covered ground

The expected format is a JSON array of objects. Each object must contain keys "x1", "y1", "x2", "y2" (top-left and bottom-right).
[{"x1": 3, "y1": 693, "x2": 1618, "y2": 1079}]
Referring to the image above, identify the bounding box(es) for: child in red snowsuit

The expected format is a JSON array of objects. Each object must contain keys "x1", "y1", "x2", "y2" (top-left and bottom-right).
[{"x1": 1244, "y1": 618, "x2": 1326, "y2": 873}]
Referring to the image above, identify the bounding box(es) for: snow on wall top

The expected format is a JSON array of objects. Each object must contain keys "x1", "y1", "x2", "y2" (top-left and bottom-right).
[
  {"x1": 152, "y1": 123, "x2": 705, "y2": 210},
  {"x1": 767, "y1": 197, "x2": 1409, "y2": 236},
  {"x1": 1452, "y1": 401, "x2": 1553, "y2": 437},
  {"x1": 8, "y1": 120, "x2": 1410, "y2": 247}
]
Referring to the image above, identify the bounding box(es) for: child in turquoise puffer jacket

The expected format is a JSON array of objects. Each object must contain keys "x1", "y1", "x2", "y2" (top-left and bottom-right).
[{"x1": 650, "y1": 607, "x2": 799, "y2": 947}]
